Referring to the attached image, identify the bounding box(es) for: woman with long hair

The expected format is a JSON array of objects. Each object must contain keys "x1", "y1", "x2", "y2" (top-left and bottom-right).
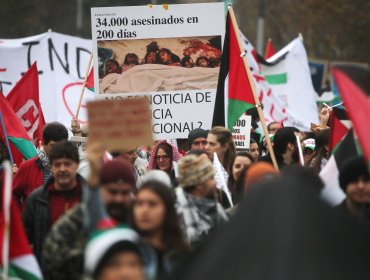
[{"x1": 133, "y1": 180, "x2": 188, "y2": 279}]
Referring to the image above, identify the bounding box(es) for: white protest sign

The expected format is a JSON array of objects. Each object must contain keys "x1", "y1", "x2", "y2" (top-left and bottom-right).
[
  {"x1": 91, "y1": 3, "x2": 225, "y2": 139},
  {"x1": 232, "y1": 114, "x2": 251, "y2": 149},
  {"x1": 70, "y1": 136, "x2": 88, "y2": 150},
  {"x1": 0, "y1": 32, "x2": 93, "y2": 128}
]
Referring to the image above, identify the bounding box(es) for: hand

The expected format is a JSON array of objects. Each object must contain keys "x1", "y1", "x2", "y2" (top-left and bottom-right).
[
  {"x1": 11, "y1": 164, "x2": 18, "y2": 174},
  {"x1": 86, "y1": 142, "x2": 106, "y2": 188},
  {"x1": 71, "y1": 117, "x2": 82, "y2": 135},
  {"x1": 319, "y1": 105, "x2": 332, "y2": 127}
]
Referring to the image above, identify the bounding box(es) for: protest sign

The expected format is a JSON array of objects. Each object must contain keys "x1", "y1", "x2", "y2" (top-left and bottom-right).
[
  {"x1": 70, "y1": 136, "x2": 87, "y2": 150},
  {"x1": 0, "y1": 32, "x2": 93, "y2": 128},
  {"x1": 232, "y1": 114, "x2": 251, "y2": 149},
  {"x1": 91, "y1": 3, "x2": 225, "y2": 139},
  {"x1": 87, "y1": 97, "x2": 153, "y2": 151}
]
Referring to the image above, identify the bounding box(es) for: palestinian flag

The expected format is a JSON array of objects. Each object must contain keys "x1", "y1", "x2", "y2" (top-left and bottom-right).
[
  {"x1": 328, "y1": 107, "x2": 349, "y2": 153},
  {"x1": 0, "y1": 163, "x2": 43, "y2": 279},
  {"x1": 320, "y1": 129, "x2": 361, "y2": 206},
  {"x1": 85, "y1": 67, "x2": 94, "y2": 92},
  {"x1": 212, "y1": 10, "x2": 255, "y2": 129},
  {"x1": 332, "y1": 65, "x2": 370, "y2": 169},
  {"x1": 0, "y1": 92, "x2": 37, "y2": 160},
  {"x1": 264, "y1": 38, "x2": 276, "y2": 59}
]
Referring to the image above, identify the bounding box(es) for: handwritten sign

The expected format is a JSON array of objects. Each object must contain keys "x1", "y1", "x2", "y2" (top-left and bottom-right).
[{"x1": 87, "y1": 97, "x2": 153, "y2": 151}]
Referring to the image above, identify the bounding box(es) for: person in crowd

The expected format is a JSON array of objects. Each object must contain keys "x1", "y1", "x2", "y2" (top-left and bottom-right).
[
  {"x1": 133, "y1": 180, "x2": 189, "y2": 279},
  {"x1": 260, "y1": 134, "x2": 274, "y2": 157},
  {"x1": 175, "y1": 155, "x2": 228, "y2": 246},
  {"x1": 13, "y1": 122, "x2": 69, "y2": 211},
  {"x1": 209, "y1": 57, "x2": 221, "y2": 67},
  {"x1": 302, "y1": 138, "x2": 316, "y2": 166},
  {"x1": 249, "y1": 138, "x2": 260, "y2": 162},
  {"x1": 335, "y1": 156, "x2": 370, "y2": 219},
  {"x1": 260, "y1": 126, "x2": 301, "y2": 169},
  {"x1": 103, "y1": 59, "x2": 122, "y2": 77},
  {"x1": 159, "y1": 48, "x2": 181, "y2": 66},
  {"x1": 43, "y1": 143, "x2": 137, "y2": 280},
  {"x1": 228, "y1": 152, "x2": 254, "y2": 200},
  {"x1": 22, "y1": 140, "x2": 84, "y2": 264},
  {"x1": 121, "y1": 53, "x2": 139, "y2": 72},
  {"x1": 195, "y1": 56, "x2": 210, "y2": 68},
  {"x1": 147, "y1": 140, "x2": 182, "y2": 187},
  {"x1": 187, "y1": 128, "x2": 208, "y2": 152},
  {"x1": 84, "y1": 226, "x2": 146, "y2": 280},
  {"x1": 181, "y1": 55, "x2": 194, "y2": 68},
  {"x1": 267, "y1": 121, "x2": 280, "y2": 135},
  {"x1": 111, "y1": 149, "x2": 148, "y2": 188},
  {"x1": 308, "y1": 128, "x2": 330, "y2": 173},
  {"x1": 142, "y1": 41, "x2": 160, "y2": 64}
]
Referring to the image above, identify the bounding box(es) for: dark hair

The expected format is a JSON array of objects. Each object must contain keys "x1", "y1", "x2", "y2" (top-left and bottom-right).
[
  {"x1": 123, "y1": 53, "x2": 139, "y2": 65},
  {"x1": 134, "y1": 181, "x2": 188, "y2": 252},
  {"x1": 159, "y1": 48, "x2": 180, "y2": 65},
  {"x1": 195, "y1": 56, "x2": 209, "y2": 67},
  {"x1": 155, "y1": 143, "x2": 173, "y2": 170},
  {"x1": 187, "y1": 149, "x2": 208, "y2": 157},
  {"x1": 181, "y1": 56, "x2": 193, "y2": 67},
  {"x1": 43, "y1": 122, "x2": 68, "y2": 145},
  {"x1": 273, "y1": 127, "x2": 300, "y2": 156},
  {"x1": 48, "y1": 140, "x2": 80, "y2": 165},
  {"x1": 309, "y1": 128, "x2": 330, "y2": 173},
  {"x1": 144, "y1": 51, "x2": 159, "y2": 64},
  {"x1": 267, "y1": 122, "x2": 278, "y2": 132},
  {"x1": 209, "y1": 126, "x2": 236, "y2": 174},
  {"x1": 228, "y1": 152, "x2": 254, "y2": 197},
  {"x1": 282, "y1": 165, "x2": 324, "y2": 193}
]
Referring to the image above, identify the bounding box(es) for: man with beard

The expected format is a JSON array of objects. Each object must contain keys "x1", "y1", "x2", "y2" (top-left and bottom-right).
[
  {"x1": 175, "y1": 155, "x2": 228, "y2": 247},
  {"x1": 260, "y1": 126, "x2": 301, "y2": 169},
  {"x1": 22, "y1": 140, "x2": 84, "y2": 265},
  {"x1": 42, "y1": 145, "x2": 136, "y2": 280}
]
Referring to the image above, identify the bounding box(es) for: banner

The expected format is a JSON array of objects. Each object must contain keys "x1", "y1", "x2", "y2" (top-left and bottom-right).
[
  {"x1": 0, "y1": 32, "x2": 92, "y2": 129},
  {"x1": 91, "y1": 3, "x2": 225, "y2": 139}
]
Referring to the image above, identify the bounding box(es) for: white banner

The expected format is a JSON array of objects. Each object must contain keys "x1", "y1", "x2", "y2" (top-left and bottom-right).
[
  {"x1": 232, "y1": 114, "x2": 251, "y2": 149},
  {"x1": 0, "y1": 32, "x2": 93, "y2": 130},
  {"x1": 91, "y1": 3, "x2": 225, "y2": 139}
]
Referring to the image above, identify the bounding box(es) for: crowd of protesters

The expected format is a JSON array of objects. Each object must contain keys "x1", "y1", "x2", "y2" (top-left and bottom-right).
[{"x1": 2, "y1": 101, "x2": 369, "y2": 280}]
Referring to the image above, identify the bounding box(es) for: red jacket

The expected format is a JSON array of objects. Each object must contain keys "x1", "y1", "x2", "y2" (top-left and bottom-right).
[{"x1": 12, "y1": 156, "x2": 44, "y2": 211}]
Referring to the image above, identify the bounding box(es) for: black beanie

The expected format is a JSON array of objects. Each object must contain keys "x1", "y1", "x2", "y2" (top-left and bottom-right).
[
  {"x1": 187, "y1": 128, "x2": 208, "y2": 149},
  {"x1": 339, "y1": 156, "x2": 369, "y2": 192}
]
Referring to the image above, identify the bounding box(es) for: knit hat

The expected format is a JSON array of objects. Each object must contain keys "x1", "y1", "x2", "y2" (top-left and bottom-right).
[
  {"x1": 245, "y1": 162, "x2": 278, "y2": 188},
  {"x1": 141, "y1": 170, "x2": 172, "y2": 189},
  {"x1": 84, "y1": 225, "x2": 140, "y2": 276},
  {"x1": 100, "y1": 159, "x2": 136, "y2": 186},
  {"x1": 178, "y1": 155, "x2": 214, "y2": 188},
  {"x1": 303, "y1": 138, "x2": 316, "y2": 150},
  {"x1": 188, "y1": 128, "x2": 208, "y2": 149},
  {"x1": 339, "y1": 156, "x2": 369, "y2": 192}
]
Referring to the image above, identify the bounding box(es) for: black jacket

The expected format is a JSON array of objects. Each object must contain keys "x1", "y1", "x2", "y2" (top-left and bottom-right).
[{"x1": 22, "y1": 174, "x2": 87, "y2": 265}]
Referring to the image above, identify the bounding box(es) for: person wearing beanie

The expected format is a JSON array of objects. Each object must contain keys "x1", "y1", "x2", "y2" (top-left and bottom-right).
[
  {"x1": 175, "y1": 155, "x2": 228, "y2": 246},
  {"x1": 43, "y1": 143, "x2": 137, "y2": 280},
  {"x1": 187, "y1": 128, "x2": 208, "y2": 152},
  {"x1": 335, "y1": 156, "x2": 370, "y2": 219}
]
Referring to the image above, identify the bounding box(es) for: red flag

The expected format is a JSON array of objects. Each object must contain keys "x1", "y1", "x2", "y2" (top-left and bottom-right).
[
  {"x1": 6, "y1": 62, "x2": 45, "y2": 146},
  {"x1": 86, "y1": 67, "x2": 94, "y2": 92},
  {"x1": 264, "y1": 38, "x2": 277, "y2": 59},
  {"x1": 332, "y1": 67, "x2": 370, "y2": 166}
]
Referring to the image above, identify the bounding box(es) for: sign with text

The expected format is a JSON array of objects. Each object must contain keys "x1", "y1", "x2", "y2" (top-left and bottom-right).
[
  {"x1": 91, "y1": 3, "x2": 225, "y2": 139},
  {"x1": 232, "y1": 114, "x2": 252, "y2": 150},
  {"x1": 87, "y1": 97, "x2": 153, "y2": 151}
]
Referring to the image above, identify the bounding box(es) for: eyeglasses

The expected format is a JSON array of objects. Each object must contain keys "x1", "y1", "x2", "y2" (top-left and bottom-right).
[{"x1": 155, "y1": 155, "x2": 170, "y2": 161}]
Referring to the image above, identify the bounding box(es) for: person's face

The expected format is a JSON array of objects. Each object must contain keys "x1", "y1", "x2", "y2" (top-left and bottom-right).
[
  {"x1": 232, "y1": 156, "x2": 252, "y2": 181},
  {"x1": 185, "y1": 59, "x2": 194, "y2": 68},
  {"x1": 249, "y1": 143, "x2": 260, "y2": 162},
  {"x1": 134, "y1": 189, "x2": 166, "y2": 233},
  {"x1": 346, "y1": 175, "x2": 370, "y2": 204},
  {"x1": 146, "y1": 52, "x2": 156, "y2": 64},
  {"x1": 191, "y1": 137, "x2": 208, "y2": 151},
  {"x1": 159, "y1": 51, "x2": 171, "y2": 63},
  {"x1": 155, "y1": 148, "x2": 171, "y2": 172},
  {"x1": 43, "y1": 140, "x2": 57, "y2": 156},
  {"x1": 98, "y1": 251, "x2": 144, "y2": 280},
  {"x1": 198, "y1": 58, "x2": 208, "y2": 67},
  {"x1": 303, "y1": 148, "x2": 314, "y2": 165},
  {"x1": 107, "y1": 61, "x2": 118, "y2": 74},
  {"x1": 205, "y1": 133, "x2": 224, "y2": 162},
  {"x1": 268, "y1": 123, "x2": 279, "y2": 135},
  {"x1": 101, "y1": 182, "x2": 134, "y2": 222},
  {"x1": 50, "y1": 158, "x2": 79, "y2": 190},
  {"x1": 124, "y1": 150, "x2": 137, "y2": 165}
]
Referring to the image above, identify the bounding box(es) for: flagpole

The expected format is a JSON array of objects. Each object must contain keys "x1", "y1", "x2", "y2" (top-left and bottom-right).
[
  {"x1": 228, "y1": 5, "x2": 279, "y2": 170},
  {"x1": 76, "y1": 53, "x2": 93, "y2": 119},
  {"x1": 0, "y1": 112, "x2": 14, "y2": 166}
]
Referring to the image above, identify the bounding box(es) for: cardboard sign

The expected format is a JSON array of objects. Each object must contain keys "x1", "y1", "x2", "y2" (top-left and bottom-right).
[
  {"x1": 87, "y1": 97, "x2": 153, "y2": 151},
  {"x1": 70, "y1": 136, "x2": 88, "y2": 150},
  {"x1": 91, "y1": 3, "x2": 225, "y2": 139},
  {"x1": 232, "y1": 114, "x2": 252, "y2": 149}
]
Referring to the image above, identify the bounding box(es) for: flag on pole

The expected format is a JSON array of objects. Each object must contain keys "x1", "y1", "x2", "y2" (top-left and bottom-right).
[
  {"x1": 264, "y1": 38, "x2": 276, "y2": 59},
  {"x1": 0, "y1": 162, "x2": 43, "y2": 279},
  {"x1": 6, "y1": 62, "x2": 45, "y2": 146},
  {"x1": 332, "y1": 65, "x2": 370, "y2": 168},
  {"x1": 85, "y1": 67, "x2": 94, "y2": 92},
  {"x1": 328, "y1": 107, "x2": 349, "y2": 153},
  {"x1": 0, "y1": 92, "x2": 37, "y2": 160},
  {"x1": 212, "y1": 11, "x2": 255, "y2": 129}
]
